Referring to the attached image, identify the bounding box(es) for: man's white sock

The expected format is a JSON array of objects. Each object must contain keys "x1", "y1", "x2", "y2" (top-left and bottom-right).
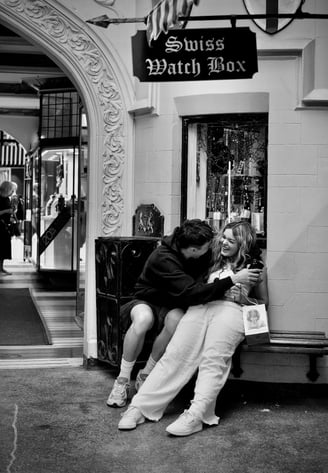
[{"x1": 118, "y1": 358, "x2": 136, "y2": 382}]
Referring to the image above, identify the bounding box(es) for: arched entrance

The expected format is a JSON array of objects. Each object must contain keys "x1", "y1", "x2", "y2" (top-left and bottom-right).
[{"x1": 0, "y1": 0, "x2": 134, "y2": 360}]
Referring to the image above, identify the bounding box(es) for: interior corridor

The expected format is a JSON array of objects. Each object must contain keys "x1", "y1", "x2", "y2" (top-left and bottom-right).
[{"x1": 0, "y1": 236, "x2": 83, "y2": 368}]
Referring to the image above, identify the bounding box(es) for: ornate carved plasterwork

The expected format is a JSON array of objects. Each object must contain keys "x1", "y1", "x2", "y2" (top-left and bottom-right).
[{"x1": 3, "y1": 0, "x2": 125, "y2": 235}]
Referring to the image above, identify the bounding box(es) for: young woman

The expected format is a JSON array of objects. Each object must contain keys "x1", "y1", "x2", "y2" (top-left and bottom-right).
[
  {"x1": 0, "y1": 181, "x2": 16, "y2": 275},
  {"x1": 117, "y1": 221, "x2": 268, "y2": 436}
]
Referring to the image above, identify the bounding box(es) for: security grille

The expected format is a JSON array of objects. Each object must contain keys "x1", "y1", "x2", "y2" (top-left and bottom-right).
[{"x1": 40, "y1": 90, "x2": 81, "y2": 140}]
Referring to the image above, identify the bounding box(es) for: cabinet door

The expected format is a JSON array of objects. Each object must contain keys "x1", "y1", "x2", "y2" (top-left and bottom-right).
[
  {"x1": 96, "y1": 296, "x2": 122, "y2": 366},
  {"x1": 95, "y1": 238, "x2": 159, "y2": 297},
  {"x1": 95, "y1": 239, "x2": 120, "y2": 296},
  {"x1": 120, "y1": 239, "x2": 159, "y2": 296}
]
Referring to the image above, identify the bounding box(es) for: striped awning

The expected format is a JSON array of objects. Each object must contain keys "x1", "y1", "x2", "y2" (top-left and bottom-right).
[
  {"x1": 0, "y1": 141, "x2": 26, "y2": 167},
  {"x1": 146, "y1": 0, "x2": 200, "y2": 44}
]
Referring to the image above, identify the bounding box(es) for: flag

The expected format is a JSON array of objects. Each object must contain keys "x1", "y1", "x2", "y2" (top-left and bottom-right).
[{"x1": 146, "y1": 0, "x2": 200, "y2": 44}]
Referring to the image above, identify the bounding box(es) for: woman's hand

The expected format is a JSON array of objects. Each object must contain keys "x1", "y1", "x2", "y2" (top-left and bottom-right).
[
  {"x1": 229, "y1": 284, "x2": 250, "y2": 304},
  {"x1": 231, "y1": 268, "x2": 262, "y2": 286}
]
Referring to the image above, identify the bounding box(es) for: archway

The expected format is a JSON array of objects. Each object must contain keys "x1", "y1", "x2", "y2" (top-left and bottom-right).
[{"x1": 0, "y1": 0, "x2": 134, "y2": 359}]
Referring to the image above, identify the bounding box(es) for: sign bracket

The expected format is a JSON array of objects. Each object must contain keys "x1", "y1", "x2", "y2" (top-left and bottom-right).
[{"x1": 87, "y1": 12, "x2": 328, "y2": 28}]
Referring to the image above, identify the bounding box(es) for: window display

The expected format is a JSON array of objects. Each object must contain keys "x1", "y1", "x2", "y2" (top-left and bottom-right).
[{"x1": 183, "y1": 114, "x2": 268, "y2": 246}]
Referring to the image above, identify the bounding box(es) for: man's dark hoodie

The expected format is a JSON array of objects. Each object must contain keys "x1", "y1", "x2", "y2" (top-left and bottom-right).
[{"x1": 134, "y1": 234, "x2": 234, "y2": 311}]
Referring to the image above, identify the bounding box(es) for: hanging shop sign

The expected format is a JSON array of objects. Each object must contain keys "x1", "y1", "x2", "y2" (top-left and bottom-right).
[{"x1": 131, "y1": 27, "x2": 258, "y2": 82}]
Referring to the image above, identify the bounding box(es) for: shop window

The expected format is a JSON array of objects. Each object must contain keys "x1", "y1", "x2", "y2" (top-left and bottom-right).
[
  {"x1": 182, "y1": 113, "x2": 268, "y2": 247},
  {"x1": 30, "y1": 87, "x2": 85, "y2": 273}
]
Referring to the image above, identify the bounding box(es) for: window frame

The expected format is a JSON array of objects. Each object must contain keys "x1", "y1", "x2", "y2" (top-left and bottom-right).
[{"x1": 181, "y1": 113, "x2": 268, "y2": 248}]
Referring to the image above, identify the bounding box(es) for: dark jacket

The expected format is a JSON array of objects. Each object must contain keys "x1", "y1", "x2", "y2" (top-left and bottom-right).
[{"x1": 134, "y1": 234, "x2": 234, "y2": 310}]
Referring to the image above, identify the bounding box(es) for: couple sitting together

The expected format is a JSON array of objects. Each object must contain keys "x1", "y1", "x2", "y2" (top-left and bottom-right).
[{"x1": 107, "y1": 219, "x2": 268, "y2": 437}]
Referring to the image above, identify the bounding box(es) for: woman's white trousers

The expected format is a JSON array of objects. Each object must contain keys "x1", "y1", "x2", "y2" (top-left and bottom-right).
[{"x1": 131, "y1": 300, "x2": 245, "y2": 425}]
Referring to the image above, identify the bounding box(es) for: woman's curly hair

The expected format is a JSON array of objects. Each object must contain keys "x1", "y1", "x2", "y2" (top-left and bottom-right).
[{"x1": 210, "y1": 221, "x2": 259, "y2": 273}]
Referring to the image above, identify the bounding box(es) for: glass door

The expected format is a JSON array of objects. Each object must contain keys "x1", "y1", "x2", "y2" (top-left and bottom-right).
[{"x1": 39, "y1": 146, "x2": 79, "y2": 271}]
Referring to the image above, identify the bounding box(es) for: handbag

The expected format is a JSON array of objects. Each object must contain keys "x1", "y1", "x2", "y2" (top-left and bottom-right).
[
  {"x1": 0, "y1": 216, "x2": 20, "y2": 237},
  {"x1": 10, "y1": 221, "x2": 21, "y2": 237},
  {"x1": 242, "y1": 303, "x2": 270, "y2": 345},
  {"x1": 0, "y1": 219, "x2": 11, "y2": 236},
  {"x1": 8, "y1": 214, "x2": 21, "y2": 237}
]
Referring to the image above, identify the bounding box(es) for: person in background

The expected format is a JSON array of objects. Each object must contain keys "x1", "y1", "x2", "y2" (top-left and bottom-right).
[
  {"x1": 9, "y1": 186, "x2": 22, "y2": 237},
  {"x1": 0, "y1": 181, "x2": 17, "y2": 275},
  {"x1": 118, "y1": 221, "x2": 268, "y2": 436},
  {"x1": 15, "y1": 194, "x2": 25, "y2": 236},
  {"x1": 107, "y1": 219, "x2": 261, "y2": 408}
]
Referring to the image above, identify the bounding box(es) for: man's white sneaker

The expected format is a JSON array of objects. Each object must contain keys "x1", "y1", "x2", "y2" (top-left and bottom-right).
[
  {"x1": 106, "y1": 378, "x2": 130, "y2": 408},
  {"x1": 135, "y1": 371, "x2": 148, "y2": 392},
  {"x1": 166, "y1": 410, "x2": 203, "y2": 437},
  {"x1": 118, "y1": 406, "x2": 145, "y2": 430}
]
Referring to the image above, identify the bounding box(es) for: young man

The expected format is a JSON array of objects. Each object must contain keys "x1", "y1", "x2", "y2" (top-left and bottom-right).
[{"x1": 107, "y1": 219, "x2": 250, "y2": 408}]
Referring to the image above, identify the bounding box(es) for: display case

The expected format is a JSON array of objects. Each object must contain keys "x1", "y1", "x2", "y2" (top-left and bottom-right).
[
  {"x1": 183, "y1": 114, "x2": 268, "y2": 246},
  {"x1": 95, "y1": 237, "x2": 159, "y2": 367},
  {"x1": 38, "y1": 146, "x2": 79, "y2": 271}
]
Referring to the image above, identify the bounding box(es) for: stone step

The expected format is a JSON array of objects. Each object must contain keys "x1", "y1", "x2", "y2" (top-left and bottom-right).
[
  {"x1": 0, "y1": 358, "x2": 83, "y2": 369},
  {"x1": 0, "y1": 344, "x2": 83, "y2": 359}
]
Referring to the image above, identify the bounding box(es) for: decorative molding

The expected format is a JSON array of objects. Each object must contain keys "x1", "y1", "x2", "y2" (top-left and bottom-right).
[
  {"x1": 2, "y1": 0, "x2": 126, "y2": 235},
  {"x1": 257, "y1": 38, "x2": 328, "y2": 109},
  {"x1": 128, "y1": 83, "x2": 160, "y2": 117},
  {"x1": 175, "y1": 92, "x2": 269, "y2": 117}
]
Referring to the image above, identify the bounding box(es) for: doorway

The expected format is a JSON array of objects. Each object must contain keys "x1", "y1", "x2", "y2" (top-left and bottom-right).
[{"x1": 0, "y1": 0, "x2": 129, "y2": 361}]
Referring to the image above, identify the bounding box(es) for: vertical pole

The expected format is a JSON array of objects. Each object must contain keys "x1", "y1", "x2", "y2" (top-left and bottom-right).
[{"x1": 227, "y1": 160, "x2": 231, "y2": 222}]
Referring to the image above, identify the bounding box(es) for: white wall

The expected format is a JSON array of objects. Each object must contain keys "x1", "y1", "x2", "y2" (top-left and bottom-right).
[
  {"x1": 0, "y1": 115, "x2": 38, "y2": 151},
  {"x1": 2, "y1": 0, "x2": 327, "y2": 381},
  {"x1": 131, "y1": 0, "x2": 328, "y2": 382}
]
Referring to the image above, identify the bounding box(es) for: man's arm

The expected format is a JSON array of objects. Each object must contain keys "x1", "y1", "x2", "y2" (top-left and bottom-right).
[{"x1": 142, "y1": 252, "x2": 234, "y2": 306}]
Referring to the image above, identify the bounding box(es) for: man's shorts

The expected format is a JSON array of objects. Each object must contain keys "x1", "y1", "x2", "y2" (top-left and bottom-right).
[{"x1": 120, "y1": 299, "x2": 171, "y2": 335}]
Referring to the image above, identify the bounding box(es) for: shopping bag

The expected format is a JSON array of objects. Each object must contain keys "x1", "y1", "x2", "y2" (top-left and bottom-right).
[{"x1": 242, "y1": 304, "x2": 270, "y2": 345}]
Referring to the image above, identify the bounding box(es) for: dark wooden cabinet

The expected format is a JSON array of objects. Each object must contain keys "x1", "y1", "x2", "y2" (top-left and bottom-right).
[{"x1": 95, "y1": 237, "x2": 159, "y2": 367}]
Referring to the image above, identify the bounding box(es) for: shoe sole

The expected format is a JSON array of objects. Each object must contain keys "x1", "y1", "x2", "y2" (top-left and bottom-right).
[
  {"x1": 106, "y1": 388, "x2": 129, "y2": 408},
  {"x1": 106, "y1": 400, "x2": 127, "y2": 408},
  {"x1": 118, "y1": 417, "x2": 145, "y2": 430},
  {"x1": 166, "y1": 423, "x2": 203, "y2": 437}
]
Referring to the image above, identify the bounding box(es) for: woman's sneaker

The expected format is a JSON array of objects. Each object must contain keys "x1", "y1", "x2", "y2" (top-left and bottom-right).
[
  {"x1": 107, "y1": 378, "x2": 130, "y2": 408},
  {"x1": 118, "y1": 406, "x2": 145, "y2": 430},
  {"x1": 166, "y1": 410, "x2": 203, "y2": 436},
  {"x1": 135, "y1": 371, "x2": 148, "y2": 392}
]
